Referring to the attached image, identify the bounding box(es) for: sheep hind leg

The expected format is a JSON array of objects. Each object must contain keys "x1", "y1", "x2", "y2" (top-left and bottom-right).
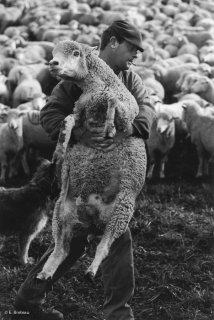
[
  {"x1": 37, "y1": 180, "x2": 76, "y2": 280},
  {"x1": 85, "y1": 190, "x2": 136, "y2": 280},
  {"x1": 195, "y1": 145, "x2": 205, "y2": 178}
]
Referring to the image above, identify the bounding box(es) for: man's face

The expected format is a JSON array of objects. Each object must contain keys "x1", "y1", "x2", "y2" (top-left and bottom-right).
[{"x1": 113, "y1": 41, "x2": 140, "y2": 71}]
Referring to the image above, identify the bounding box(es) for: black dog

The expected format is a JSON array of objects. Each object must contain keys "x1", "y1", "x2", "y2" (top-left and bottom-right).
[{"x1": 0, "y1": 159, "x2": 58, "y2": 264}]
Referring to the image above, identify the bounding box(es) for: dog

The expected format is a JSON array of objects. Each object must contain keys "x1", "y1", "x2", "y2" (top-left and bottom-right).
[{"x1": 0, "y1": 159, "x2": 58, "y2": 265}]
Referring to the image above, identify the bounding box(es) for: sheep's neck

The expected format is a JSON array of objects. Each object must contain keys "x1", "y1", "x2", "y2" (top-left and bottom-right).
[
  {"x1": 9, "y1": 129, "x2": 23, "y2": 150},
  {"x1": 75, "y1": 54, "x2": 117, "y2": 92},
  {"x1": 80, "y1": 71, "x2": 105, "y2": 92}
]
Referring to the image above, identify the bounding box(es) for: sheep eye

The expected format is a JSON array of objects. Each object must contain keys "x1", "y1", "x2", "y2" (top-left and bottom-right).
[{"x1": 73, "y1": 50, "x2": 80, "y2": 57}]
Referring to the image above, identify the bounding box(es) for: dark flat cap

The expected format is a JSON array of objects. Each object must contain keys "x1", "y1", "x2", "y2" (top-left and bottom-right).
[{"x1": 110, "y1": 20, "x2": 144, "y2": 52}]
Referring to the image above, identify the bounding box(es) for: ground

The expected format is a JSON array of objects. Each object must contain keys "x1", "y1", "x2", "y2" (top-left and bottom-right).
[{"x1": 0, "y1": 175, "x2": 214, "y2": 320}]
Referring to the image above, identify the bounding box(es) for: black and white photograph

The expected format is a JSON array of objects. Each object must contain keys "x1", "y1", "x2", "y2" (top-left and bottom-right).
[{"x1": 0, "y1": 0, "x2": 214, "y2": 319}]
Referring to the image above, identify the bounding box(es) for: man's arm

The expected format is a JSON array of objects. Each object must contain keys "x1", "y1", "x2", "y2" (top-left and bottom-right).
[
  {"x1": 40, "y1": 81, "x2": 82, "y2": 141},
  {"x1": 40, "y1": 71, "x2": 156, "y2": 153},
  {"x1": 122, "y1": 70, "x2": 156, "y2": 140},
  {"x1": 75, "y1": 72, "x2": 157, "y2": 152}
]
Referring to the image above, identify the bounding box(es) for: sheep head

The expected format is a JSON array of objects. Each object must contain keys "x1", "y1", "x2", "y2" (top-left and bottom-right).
[
  {"x1": 49, "y1": 40, "x2": 95, "y2": 82},
  {"x1": 156, "y1": 112, "x2": 175, "y2": 140},
  {"x1": 7, "y1": 109, "x2": 24, "y2": 140},
  {"x1": 190, "y1": 76, "x2": 210, "y2": 94}
]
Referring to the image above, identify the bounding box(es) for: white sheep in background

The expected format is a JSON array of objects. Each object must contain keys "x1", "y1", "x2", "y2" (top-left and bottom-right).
[
  {"x1": 182, "y1": 101, "x2": 214, "y2": 178},
  {"x1": 0, "y1": 109, "x2": 27, "y2": 184},
  {"x1": 17, "y1": 94, "x2": 46, "y2": 112},
  {"x1": 0, "y1": 73, "x2": 9, "y2": 105},
  {"x1": 176, "y1": 71, "x2": 201, "y2": 93},
  {"x1": 174, "y1": 92, "x2": 211, "y2": 109},
  {"x1": 154, "y1": 100, "x2": 185, "y2": 120},
  {"x1": 146, "y1": 112, "x2": 176, "y2": 179},
  {"x1": 189, "y1": 76, "x2": 214, "y2": 104},
  {"x1": 37, "y1": 40, "x2": 147, "y2": 281},
  {"x1": 12, "y1": 69, "x2": 43, "y2": 108},
  {"x1": 0, "y1": 103, "x2": 10, "y2": 123},
  {"x1": 21, "y1": 110, "x2": 56, "y2": 171}
]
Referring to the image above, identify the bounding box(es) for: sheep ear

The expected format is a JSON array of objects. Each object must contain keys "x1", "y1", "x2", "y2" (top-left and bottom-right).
[
  {"x1": 173, "y1": 92, "x2": 181, "y2": 99},
  {"x1": 202, "y1": 77, "x2": 209, "y2": 84},
  {"x1": 91, "y1": 46, "x2": 98, "y2": 51},
  {"x1": 172, "y1": 116, "x2": 179, "y2": 121},
  {"x1": 91, "y1": 46, "x2": 99, "y2": 55},
  {"x1": 82, "y1": 43, "x2": 98, "y2": 56},
  {"x1": 182, "y1": 103, "x2": 187, "y2": 109},
  {"x1": 18, "y1": 69, "x2": 24, "y2": 76},
  {"x1": 81, "y1": 43, "x2": 91, "y2": 52},
  {"x1": 18, "y1": 110, "x2": 28, "y2": 117}
]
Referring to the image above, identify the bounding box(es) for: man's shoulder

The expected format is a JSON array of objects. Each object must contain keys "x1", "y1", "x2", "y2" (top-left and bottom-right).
[
  {"x1": 120, "y1": 69, "x2": 139, "y2": 77},
  {"x1": 119, "y1": 69, "x2": 143, "y2": 93},
  {"x1": 120, "y1": 69, "x2": 142, "y2": 84}
]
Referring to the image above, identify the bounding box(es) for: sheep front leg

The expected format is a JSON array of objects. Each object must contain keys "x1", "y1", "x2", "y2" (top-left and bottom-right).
[
  {"x1": 52, "y1": 114, "x2": 76, "y2": 184},
  {"x1": 0, "y1": 157, "x2": 7, "y2": 184},
  {"x1": 196, "y1": 156, "x2": 204, "y2": 178},
  {"x1": 195, "y1": 144, "x2": 205, "y2": 178},
  {"x1": 147, "y1": 162, "x2": 155, "y2": 180},
  {"x1": 8, "y1": 155, "x2": 19, "y2": 179},
  {"x1": 85, "y1": 190, "x2": 136, "y2": 279},
  {"x1": 52, "y1": 114, "x2": 76, "y2": 164},
  {"x1": 104, "y1": 97, "x2": 117, "y2": 138},
  {"x1": 20, "y1": 149, "x2": 31, "y2": 176},
  {"x1": 160, "y1": 155, "x2": 168, "y2": 179}
]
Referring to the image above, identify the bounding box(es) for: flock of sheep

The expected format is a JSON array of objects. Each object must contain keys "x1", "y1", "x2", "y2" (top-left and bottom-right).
[{"x1": 0, "y1": 0, "x2": 214, "y2": 184}]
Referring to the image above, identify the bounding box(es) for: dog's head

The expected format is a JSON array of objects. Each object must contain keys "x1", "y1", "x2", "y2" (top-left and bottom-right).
[{"x1": 31, "y1": 158, "x2": 60, "y2": 199}]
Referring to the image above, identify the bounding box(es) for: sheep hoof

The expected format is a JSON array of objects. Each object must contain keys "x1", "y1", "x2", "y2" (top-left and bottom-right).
[
  {"x1": 20, "y1": 256, "x2": 35, "y2": 265},
  {"x1": 105, "y1": 124, "x2": 116, "y2": 138},
  {"x1": 27, "y1": 257, "x2": 36, "y2": 265},
  {"x1": 84, "y1": 270, "x2": 95, "y2": 285},
  {"x1": 108, "y1": 127, "x2": 116, "y2": 138},
  {"x1": 36, "y1": 272, "x2": 51, "y2": 281}
]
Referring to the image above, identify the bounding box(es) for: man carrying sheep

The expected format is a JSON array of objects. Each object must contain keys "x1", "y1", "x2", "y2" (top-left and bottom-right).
[{"x1": 14, "y1": 20, "x2": 156, "y2": 320}]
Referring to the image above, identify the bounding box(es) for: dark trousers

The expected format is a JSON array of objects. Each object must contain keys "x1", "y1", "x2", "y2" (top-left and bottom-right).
[{"x1": 15, "y1": 228, "x2": 135, "y2": 320}]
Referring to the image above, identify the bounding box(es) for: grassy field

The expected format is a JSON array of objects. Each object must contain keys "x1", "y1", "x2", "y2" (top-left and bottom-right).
[{"x1": 0, "y1": 177, "x2": 214, "y2": 320}]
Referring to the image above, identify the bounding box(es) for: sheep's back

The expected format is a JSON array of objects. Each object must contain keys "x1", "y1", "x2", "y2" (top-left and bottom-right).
[
  {"x1": 88, "y1": 52, "x2": 139, "y2": 117},
  {"x1": 63, "y1": 137, "x2": 146, "y2": 201},
  {"x1": 191, "y1": 115, "x2": 214, "y2": 155}
]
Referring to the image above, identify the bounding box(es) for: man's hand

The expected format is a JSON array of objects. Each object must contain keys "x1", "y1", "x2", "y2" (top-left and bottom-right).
[{"x1": 72, "y1": 118, "x2": 134, "y2": 152}]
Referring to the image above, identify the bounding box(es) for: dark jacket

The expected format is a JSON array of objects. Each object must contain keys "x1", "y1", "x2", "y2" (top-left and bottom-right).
[{"x1": 40, "y1": 69, "x2": 156, "y2": 142}]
